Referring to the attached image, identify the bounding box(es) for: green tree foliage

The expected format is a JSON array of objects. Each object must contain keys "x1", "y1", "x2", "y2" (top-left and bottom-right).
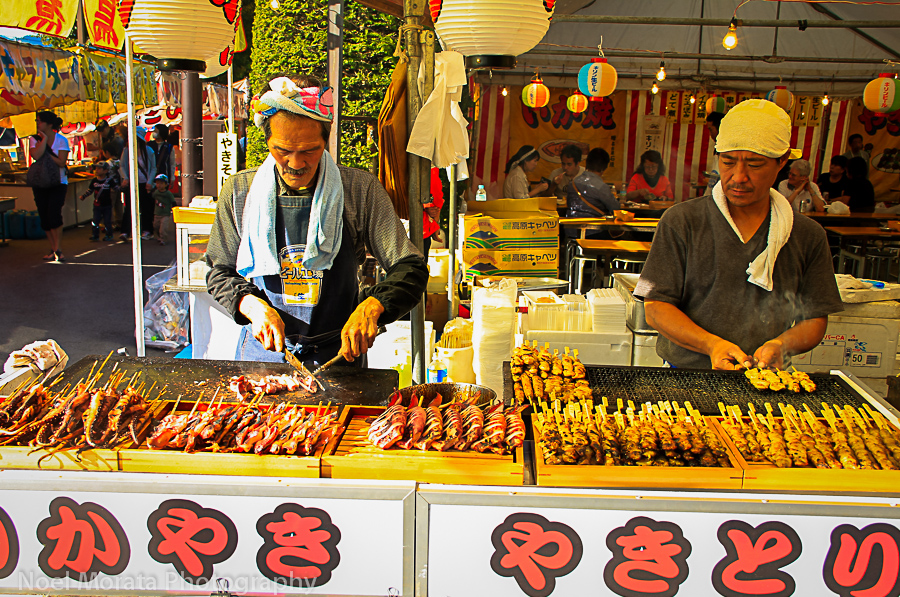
[{"x1": 247, "y1": 0, "x2": 400, "y2": 170}]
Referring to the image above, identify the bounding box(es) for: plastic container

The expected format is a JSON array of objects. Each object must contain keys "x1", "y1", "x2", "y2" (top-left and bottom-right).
[
  {"x1": 562, "y1": 294, "x2": 591, "y2": 332},
  {"x1": 427, "y1": 353, "x2": 448, "y2": 383},
  {"x1": 24, "y1": 211, "x2": 46, "y2": 239},
  {"x1": 475, "y1": 185, "x2": 487, "y2": 202},
  {"x1": 522, "y1": 290, "x2": 567, "y2": 332},
  {"x1": 5, "y1": 210, "x2": 25, "y2": 240}
]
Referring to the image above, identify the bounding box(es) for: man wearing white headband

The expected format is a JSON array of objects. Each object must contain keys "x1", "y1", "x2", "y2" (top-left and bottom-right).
[
  {"x1": 206, "y1": 74, "x2": 428, "y2": 366},
  {"x1": 634, "y1": 99, "x2": 842, "y2": 370}
]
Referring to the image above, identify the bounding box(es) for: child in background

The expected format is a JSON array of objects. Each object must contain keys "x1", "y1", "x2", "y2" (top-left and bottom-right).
[
  {"x1": 78, "y1": 161, "x2": 117, "y2": 241},
  {"x1": 151, "y1": 173, "x2": 176, "y2": 245}
]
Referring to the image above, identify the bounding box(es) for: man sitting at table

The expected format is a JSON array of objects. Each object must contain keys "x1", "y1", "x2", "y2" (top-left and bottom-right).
[
  {"x1": 840, "y1": 157, "x2": 876, "y2": 213},
  {"x1": 634, "y1": 99, "x2": 842, "y2": 370},
  {"x1": 816, "y1": 155, "x2": 850, "y2": 204},
  {"x1": 549, "y1": 144, "x2": 585, "y2": 214},
  {"x1": 566, "y1": 148, "x2": 618, "y2": 222}
]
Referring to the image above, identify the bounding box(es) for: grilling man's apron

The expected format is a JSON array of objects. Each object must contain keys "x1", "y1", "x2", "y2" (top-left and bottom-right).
[{"x1": 236, "y1": 191, "x2": 358, "y2": 368}]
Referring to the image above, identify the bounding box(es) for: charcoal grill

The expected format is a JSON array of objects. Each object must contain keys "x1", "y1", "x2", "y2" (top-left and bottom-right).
[{"x1": 504, "y1": 363, "x2": 879, "y2": 415}]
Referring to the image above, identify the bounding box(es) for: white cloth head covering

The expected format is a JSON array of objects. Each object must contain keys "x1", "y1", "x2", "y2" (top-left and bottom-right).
[{"x1": 716, "y1": 99, "x2": 802, "y2": 159}]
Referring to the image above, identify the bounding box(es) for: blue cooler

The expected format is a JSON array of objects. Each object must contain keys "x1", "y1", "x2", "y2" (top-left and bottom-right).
[
  {"x1": 24, "y1": 211, "x2": 46, "y2": 239},
  {"x1": 5, "y1": 210, "x2": 25, "y2": 239}
]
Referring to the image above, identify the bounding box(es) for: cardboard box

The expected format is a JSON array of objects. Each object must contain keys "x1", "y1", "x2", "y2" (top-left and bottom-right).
[
  {"x1": 792, "y1": 315, "x2": 899, "y2": 377},
  {"x1": 464, "y1": 211, "x2": 559, "y2": 250},
  {"x1": 462, "y1": 248, "x2": 559, "y2": 281}
]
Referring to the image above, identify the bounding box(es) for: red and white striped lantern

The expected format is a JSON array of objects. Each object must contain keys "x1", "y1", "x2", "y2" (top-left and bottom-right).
[{"x1": 863, "y1": 73, "x2": 900, "y2": 114}]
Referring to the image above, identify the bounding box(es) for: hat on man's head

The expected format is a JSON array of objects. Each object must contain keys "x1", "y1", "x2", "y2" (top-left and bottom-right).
[
  {"x1": 135, "y1": 126, "x2": 148, "y2": 139},
  {"x1": 154, "y1": 174, "x2": 169, "y2": 183},
  {"x1": 716, "y1": 99, "x2": 802, "y2": 160}
]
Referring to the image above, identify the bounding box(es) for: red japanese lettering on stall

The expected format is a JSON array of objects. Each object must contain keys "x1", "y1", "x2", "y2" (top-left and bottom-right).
[
  {"x1": 550, "y1": 96, "x2": 576, "y2": 130},
  {"x1": 604, "y1": 516, "x2": 691, "y2": 597},
  {"x1": 256, "y1": 503, "x2": 341, "y2": 587},
  {"x1": 522, "y1": 104, "x2": 552, "y2": 130},
  {"x1": 36, "y1": 497, "x2": 130, "y2": 581},
  {"x1": 823, "y1": 523, "x2": 900, "y2": 597},
  {"x1": 711, "y1": 520, "x2": 801, "y2": 597},
  {"x1": 581, "y1": 98, "x2": 616, "y2": 130},
  {"x1": 0, "y1": 507, "x2": 19, "y2": 579},
  {"x1": 90, "y1": 0, "x2": 119, "y2": 47},
  {"x1": 147, "y1": 499, "x2": 238, "y2": 585},
  {"x1": 489, "y1": 512, "x2": 583, "y2": 597},
  {"x1": 26, "y1": 0, "x2": 65, "y2": 35},
  {"x1": 858, "y1": 109, "x2": 900, "y2": 138}
]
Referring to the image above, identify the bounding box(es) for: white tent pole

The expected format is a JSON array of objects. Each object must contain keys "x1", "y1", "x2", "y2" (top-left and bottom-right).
[
  {"x1": 227, "y1": 65, "x2": 234, "y2": 134},
  {"x1": 125, "y1": 40, "x2": 146, "y2": 357}
]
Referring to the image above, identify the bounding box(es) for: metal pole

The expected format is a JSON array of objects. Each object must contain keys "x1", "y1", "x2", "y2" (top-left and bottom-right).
[
  {"x1": 447, "y1": 164, "x2": 457, "y2": 322},
  {"x1": 327, "y1": 0, "x2": 344, "y2": 162},
  {"x1": 227, "y1": 66, "x2": 234, "y2": 134},
  {"x1": 75, "y1": 3, "x2": 86, "y2": 45},
  {"x1": 525, "y1": 48, "x2": 891, "y2": 65},
  {"x1": 125, "y1": 41, "x2": 146, "y2": 357},
  {"x1": 182, "y1": 72, "x2": 202, "y2": 204},
  {"x1": 550, "y1": 15, "x2": 900, "y2": 27}
]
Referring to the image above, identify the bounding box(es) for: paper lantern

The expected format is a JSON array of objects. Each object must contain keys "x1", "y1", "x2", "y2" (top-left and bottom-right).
[
  {"x1": 706, "y1": 96, "x2": 726, "y2": 114},
  {"x1": 201, "y1": 45, "x2": 234, "y2": 78},
  {"x1": 577, "y1": 58, "x2": 617, "y2": 99},
  {"x1": 766, "y1": 86, "x2": 794, "y2": 112},
  {"x1": 522, "y1": 78, "x2": 550, "y2": 108},
  {"x1": 567, "y1": 91, "x2": 589, "y2": 114},
  {"x1": 119, "y1": 0, "x2": 242, "y2": 72},
  {"x1": 863, "y1": 73, "x2": 900, "y2": 114},
  {"x1": 430, "y1": 0, "x2": 554, "y2": 69}
]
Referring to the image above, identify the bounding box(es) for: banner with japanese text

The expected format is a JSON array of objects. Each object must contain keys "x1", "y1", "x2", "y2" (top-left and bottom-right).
[
  {"x1": 0, "y1": 479, "x2": 411, "y2": 596},
  {"x1": 0, "y1": 40, "x2": 82, "y2": 119},
  {"x1": 423, "y1": 488, "x2": 900, "y2": 597},
  {"x1": 82, "y1": 0, "x2": 125, "y2": 51},
  {"x1": 845, "y1": 98, "x2": 900, "y2": 204},
  {"x1": 3, "y1": 0, "x2": 78, "y2": 38}
]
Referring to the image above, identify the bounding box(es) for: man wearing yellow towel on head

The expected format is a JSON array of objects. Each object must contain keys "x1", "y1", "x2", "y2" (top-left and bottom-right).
[
  {"x1": 634, "y1": 99, "x2": 842, "y2": 370},
  {"x1": 206, "y1": 74, "x2": 428, "y2": 366}
]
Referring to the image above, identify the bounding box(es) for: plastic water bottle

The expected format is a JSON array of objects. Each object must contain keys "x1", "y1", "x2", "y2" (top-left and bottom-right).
[
  {"x1": 800, "y1": 197, "x2": 811, "y2": 213},
  {"x1": 619, "y1": 186, "x2": 627, "y2": 205},
  {"x1": 427, "y1": 353, "x2": 448, "y2": 383},
  {"x1": 475, "y1": 184, "x2": 487, "y2": 202}
]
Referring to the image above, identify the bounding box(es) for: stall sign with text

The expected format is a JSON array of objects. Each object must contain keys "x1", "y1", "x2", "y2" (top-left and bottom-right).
[
  {"x1": 427, "y1": 503, "x2": 900, "y2": 597},
  {"x1": 0, "y1": 489, "x2": 404, "y2": 595},
  {"x1": 217, "y1": 132, "x2": 238, "y2": 194}
]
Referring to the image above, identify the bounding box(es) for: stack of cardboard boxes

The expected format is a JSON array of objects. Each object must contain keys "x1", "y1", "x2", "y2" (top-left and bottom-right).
[{"x1": 461, "y1": 197, "x2": 560, "y2": 280}]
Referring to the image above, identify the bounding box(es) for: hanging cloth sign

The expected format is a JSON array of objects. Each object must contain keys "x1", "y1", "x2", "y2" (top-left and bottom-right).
[{"x1": 82, "y1": 0, "x2": 126, "y2": 51}]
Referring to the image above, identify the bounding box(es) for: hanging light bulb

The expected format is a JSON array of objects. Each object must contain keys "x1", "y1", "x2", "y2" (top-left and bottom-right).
[
  {"x1": 656, "y1": 62, "x2": 666, "y2": 82},
  {"x1": 270, "y1": 0, "x2": 280, "y2": 10},
  {"x1": 822, "y1": 94, "x2": 830, "y2": 106},
  {"x1": 651, "y1": 82, "x2": 659, "y2": 95},
  {"x1": 722, "y1": 19, "x2": 738, "y2": 50},
  {"x1": 689, "y1": 94, "x2": 696, "y2": 104},
  {"x1": 501, "y1": 86, "x2": 508, "y2": 97}
]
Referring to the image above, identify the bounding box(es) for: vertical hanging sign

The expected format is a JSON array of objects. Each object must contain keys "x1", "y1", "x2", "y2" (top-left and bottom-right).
[{"x1": 216, "y1": 132, "x2": 238, "y2": 194}]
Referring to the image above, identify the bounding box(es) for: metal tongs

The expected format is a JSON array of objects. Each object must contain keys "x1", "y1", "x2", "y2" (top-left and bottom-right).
[{"x1": 284, "y1": 348, "x2": 326, "y2": 391}]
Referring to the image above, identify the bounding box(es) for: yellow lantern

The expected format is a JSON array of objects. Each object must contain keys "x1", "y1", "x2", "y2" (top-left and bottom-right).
[
  {"x1": 119, "y1": 0, "x2": 242, "y2": 71},
  {"x1": 706, "y1": 95, "x2": 726, "y2": 114},
  {"x1": 766, "y1": 86, "x2": 794, "y2": 112},
  {"x1": 522, "y1": 78, "x2": 550, "y2": 108},
  {"x1": 430, "y1": 0, "x2": 555, "y2": 69},
  {"x1": 578, "y1": 58, "x2": 617, "y2": 99},
  {"x1": 567, "y1": 90, "x2": 589, "y2": 114},
  {"x1": 863, "y1": 73, "x2": 900, "y2": 113}
]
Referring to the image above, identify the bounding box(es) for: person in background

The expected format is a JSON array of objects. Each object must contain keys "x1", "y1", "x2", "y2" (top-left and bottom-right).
[
  {"x1": 30, "y1": 111, "x2": 69, "y2": 262},
  {"x1": 843, "y1": 133, "x2": 871, "y2": 166},
  {"x1": 148, "y1": 124, "x2": 175, "y2": 184},
  {"x1": 151, "y1": 174, "x2": 177, "y2": 245},
  {"x1": 842, "y1": 156, "x2": 875, "y2": 213},
  {"x1": 119, "y1": 126, "x2": 156, "y2": 240},
  {"x1": 95, "y1": 120, "x2": 124, "y2": 160},
  {"x1": 566, "y1": 148, "x2": 618, "y2": 223},
  {"x1": 777, "y1": 159, "x2": 825, "y2": 213},
  {"x1": 625, "y1": 150, "x2": 674, "y2": 202},
  {"x1": 816, "y1": 155, "x2": 850, "y2": 204},
  {"x1": 78, "y1": 160, "x2": 117, "y2": 241},
  {"x1": 549, "y1": 145, "x2": 585, "y2": 213},
  {"x1": 422, "y1": 167, "x2": 444, "y2": 259},
  {"x1": 704, "y1": 112, "x2": 725, "y2": 196},
  {"x1": 503, "y1": 145, "x2": 548, "y2": 199},
  {"x1": 167, "y1": 128, "x2": 182, "y2": 200}
]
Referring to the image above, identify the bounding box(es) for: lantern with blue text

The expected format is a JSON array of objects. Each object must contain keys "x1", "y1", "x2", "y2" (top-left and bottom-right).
[
  {"x1": 765, "y1": 86, "x2": 794, "y2": 112},
  {"x1": 706, "y1": 95, "x2": 726, "y2": 114},
  {"x1": 430, "y1": 0, "x2": 555, "y2": 69},
  {"x1": 863, "y1": 74, "x2": 900, "y2": 114},
  {"x1": 522, "y1": 78, "x2": 550, "y2": 108},
  {"x1": 119, "y1": 0, "x2": 242, "y2": 71},
  {"x1": 578, "y1": 58, "x2": 617, "y2": 99},
  {"x1": 567, "y1": 90, "x2": 589, "y2": 114}
]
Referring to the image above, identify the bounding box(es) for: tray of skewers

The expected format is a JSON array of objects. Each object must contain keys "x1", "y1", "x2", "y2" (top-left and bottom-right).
[
  {"x1": 510, "y1": 341, "x2": 592, "y2": 405},
  {"x1": 532, "y1": 398, "x2": 744, "y2": 489},
  {"x1": 711, "y1": 401, "x2": 900, "y2": 493},
  {"x1": 320, "y1": 383, "x2": 526, "y2": 486},
  {"x1": 0, "y1": 365, "x2": 163, "y2": 471}
]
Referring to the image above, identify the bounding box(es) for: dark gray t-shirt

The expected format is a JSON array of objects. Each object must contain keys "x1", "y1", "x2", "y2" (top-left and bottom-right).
[{"x1": 634, "y1": 196, "x2": 843, "y2": 368}]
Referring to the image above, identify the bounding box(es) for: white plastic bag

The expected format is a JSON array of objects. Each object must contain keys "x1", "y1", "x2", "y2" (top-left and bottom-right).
[
  {"x1": 471, "y1": 278, "x2": 517, "y2": 394},
  {"x1": 143, "y1": 265, "x2": 189, "y2": 350},
  {"x1": 827, "y1": 201, "x2": 850, "y2": 215}
]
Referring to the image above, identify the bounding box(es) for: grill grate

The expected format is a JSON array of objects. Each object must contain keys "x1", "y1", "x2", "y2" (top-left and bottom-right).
[{"x1": 584, "y1": 366, "x2": 867, "y2": 415}]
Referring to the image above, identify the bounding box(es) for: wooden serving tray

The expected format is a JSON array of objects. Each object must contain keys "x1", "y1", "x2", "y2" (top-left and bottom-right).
[
  {"x1": 532, "y1": 417, "x2": 744, "y2": 490},
  {"x1": 116, "y1": 402, "x2": 328, "y2": 478},
  {"x1": 321, "y1": 406, "x2": 524, "y2": 486},
  {"x1": 709, "y1": 417, "x2": 900, "y2": 494},
  {"x1": 0, "y1": 446, "x2": 118, "y2": 471}
]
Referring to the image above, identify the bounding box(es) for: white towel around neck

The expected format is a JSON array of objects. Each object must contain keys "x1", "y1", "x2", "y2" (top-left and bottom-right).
[{"x1": 712, "y1": 182, "x2": 794, "y2": 292}]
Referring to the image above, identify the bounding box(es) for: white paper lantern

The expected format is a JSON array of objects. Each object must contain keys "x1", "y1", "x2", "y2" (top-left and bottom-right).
[
  {"x1": 119, "y1": 0, "x2": 242, "y2": 72},
  {"x1": 430, "y1": 0, "x2": 554, "y2": 69},
  {"x1": 201, "y1": 46, "x2": 234, "y2": 79}
]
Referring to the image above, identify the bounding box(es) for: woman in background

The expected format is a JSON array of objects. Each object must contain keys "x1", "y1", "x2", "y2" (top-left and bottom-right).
[
  {"x1": 30, "y1": 111, "x2": 70, "y2": 262},
  {"x1": 625, "y1": 150, "x2": 674, "y2": 202},
  {"x1": 503, "y1": 145, "x2": 548, "y2": 199}
]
